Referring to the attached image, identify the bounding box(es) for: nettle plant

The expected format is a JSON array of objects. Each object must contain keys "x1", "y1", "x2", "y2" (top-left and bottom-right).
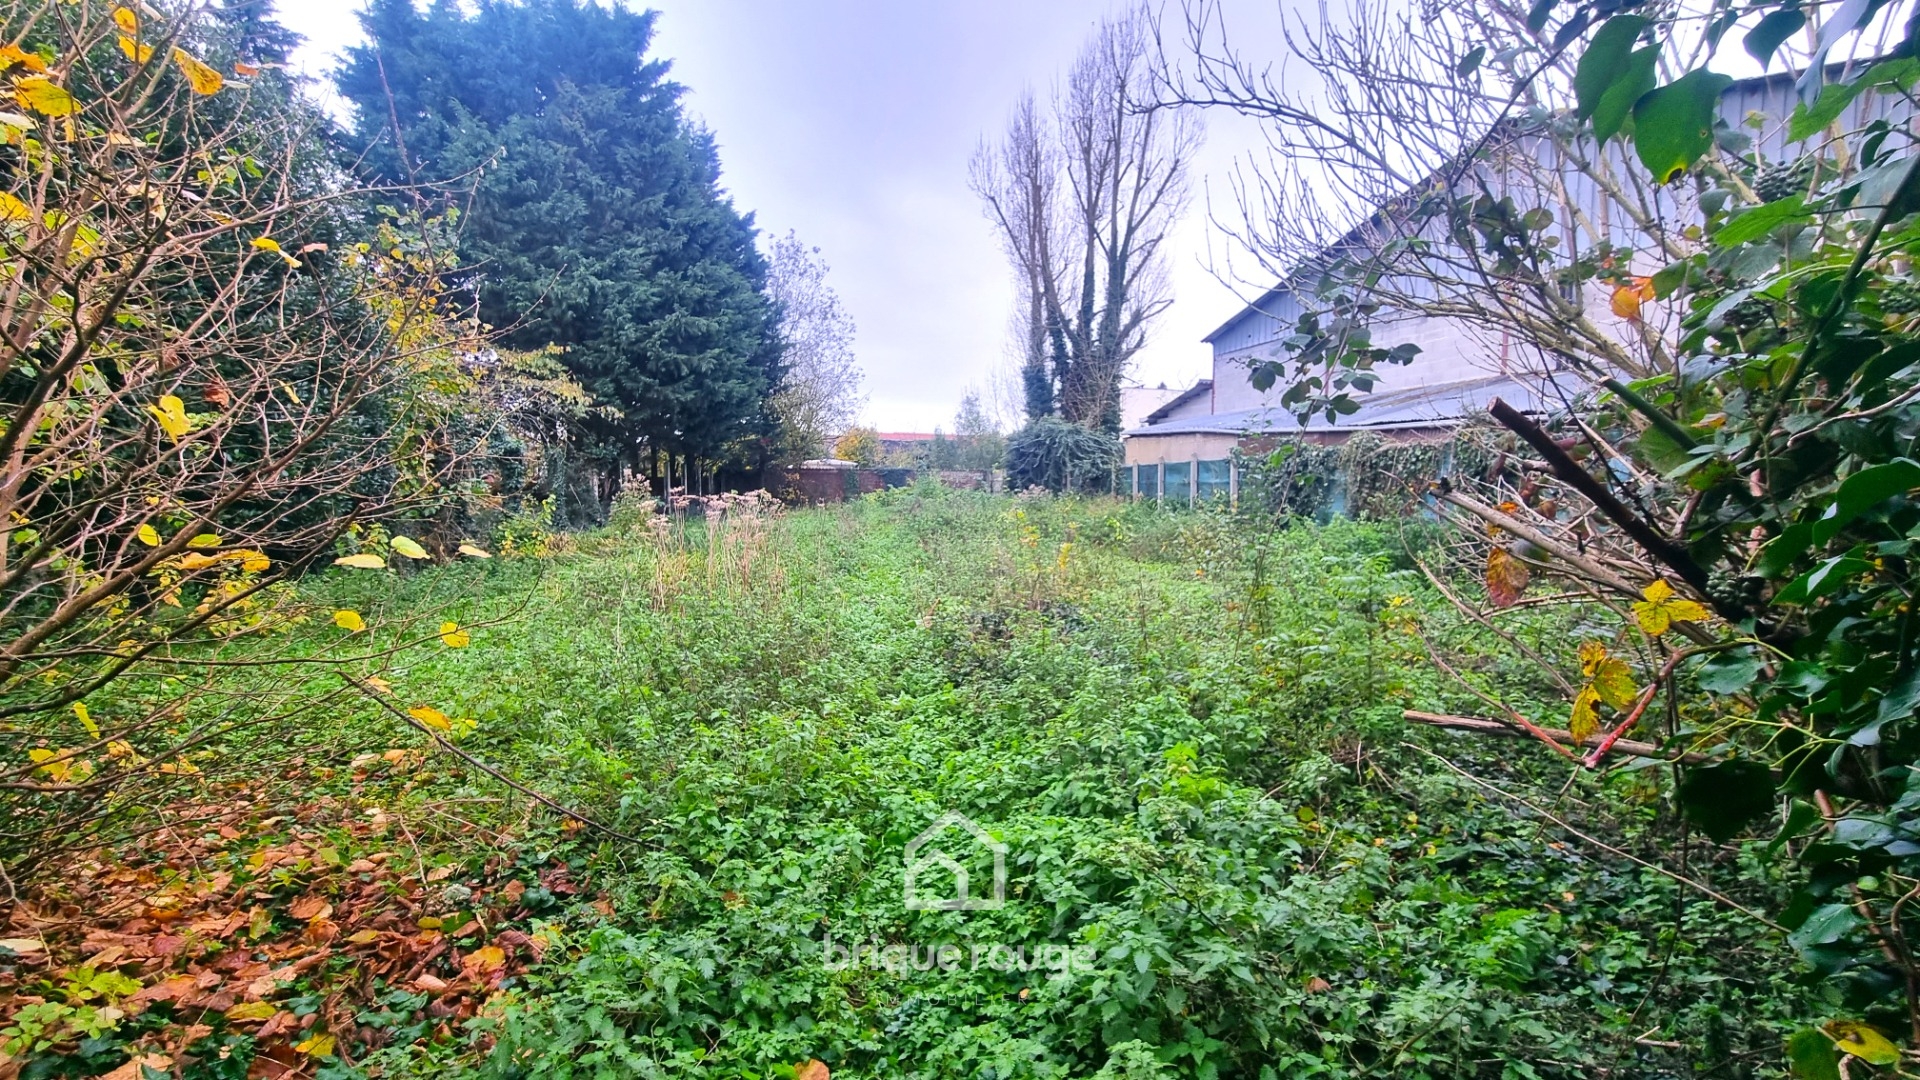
[
  {"x1": 0, "y1": 1, "x2": 487, "y2": 883},
  {"x1": 1191, "y1": 0, "x2": 1920, "y2": 1066}
]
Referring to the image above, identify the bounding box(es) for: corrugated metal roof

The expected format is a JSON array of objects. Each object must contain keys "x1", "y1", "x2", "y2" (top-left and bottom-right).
[{"x1": 1124, "y1": 373, "x2": 1580, "y2": 438}]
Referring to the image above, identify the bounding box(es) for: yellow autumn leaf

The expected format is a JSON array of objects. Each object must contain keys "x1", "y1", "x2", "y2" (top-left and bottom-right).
[
  {"x1": 186, "y1": 533, "x2": 220, "y2": 548},
  {"x1": 1631, "y1": 579, "x2": 1709, "y2": 637},
  {"x1": 250, "y1": 236, "x2": 301, "y2": 268},
  {"x1": 409, "y1": 706, "x2": 451, "y2": 732},
  {"x1": 365, "y1": 675, "x2": 393, "y2": 695},
  {"x1": 235, "y1": 549, "x2": 270, "y2": 572},
  {"x1": 463, "y1": 944, "x2": 505, "y2": 975},
  {"x1": 333, "y1": 553, "x2": 387, "y2": 570},
  {"x1": 112, "y1": 6, "x2": 139, "y2": 33},
  {"x1": 147, "y1": 394, "x2": 189, "y2": 441},
  {"x1": 0, "y1": 191, "x2": 32, "y2": 222},
  {"x1": 1827, "y1": 1020, "x2": 1901, "y2": 1065},
  {"x1": 0, "y1": 45, "x2": 47, "y2": 73},
  {"x1": 333, "y1": 610, "x2": 365, "y2": 633},
  {"x1": 117, "y1": 36, "x2": 152, "y2": 63},
  {"x1": 73, "y1": 702, "x2": 98, "y2": 737},
  {"x1": 234, "y1": 60, "x2": 261, "y2": 77},
  {"x1": 1569, "y1": 684, "x2": 1603, "y2": 743},
  {"x1": 1577, "y1": 640, "x2": 1608, "y2": 677},
  {"x1": 439, "y1": 621, "x2": 470, "y2": 648},
  {"x1": 390, "y1": 535, "x2": 429, "y2": 559},
  {"x1": 1591, "y1": 659, "x2": 1639, "y2": 711},
  {"x1": 225, "y1": 1001, "x2": 277, "y2": 1022},
  {"x1": 293, "y1": 1032, "x2": 336, "y2": 1058},
  {"x1": 346, "y1": 928, "x2": 380, "y2": 944},
  {"x1": 457, "y1": 543, "x2": 491, "y2": 559},
  {"x1": 27, "y1": 747, "x2": 86, "y2": 783},
  {"x1": 14, "y1": 76, "x2": 76, "y2": 117},
  {"x1": 170, "y1": 47, "x2": 224, "y2": 95},
  {"x1": 136, "y1": 523, "x2": 158, "y2": 546}
]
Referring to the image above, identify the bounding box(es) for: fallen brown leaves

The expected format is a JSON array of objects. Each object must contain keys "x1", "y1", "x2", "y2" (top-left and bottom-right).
[{"x1": 0, "y1": 762, "x2": 598, "y2": 1077}]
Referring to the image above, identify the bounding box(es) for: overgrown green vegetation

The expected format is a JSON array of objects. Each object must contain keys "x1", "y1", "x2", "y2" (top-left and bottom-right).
[{"x1": 6, "y1": 491, "x2": 1827, "y2": 1077}]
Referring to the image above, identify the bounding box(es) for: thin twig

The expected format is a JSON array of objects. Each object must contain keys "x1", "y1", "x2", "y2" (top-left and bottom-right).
[
  {"x1": 340, "y1": 673, "x2": 646, "y2": 846},
  {"x1": 1406, "y1": 742, "x2": 1784, "y2": 931}
]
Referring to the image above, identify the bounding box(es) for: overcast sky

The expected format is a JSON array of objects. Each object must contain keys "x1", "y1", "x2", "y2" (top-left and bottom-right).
[{"x1": 275, "y1": 0, "x2": 1283, "y2": 432}]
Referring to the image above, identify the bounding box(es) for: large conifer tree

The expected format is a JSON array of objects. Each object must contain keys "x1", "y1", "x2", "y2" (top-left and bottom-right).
[{"x1": 336, "y1": 0, "x2": 781, "y2": 500}]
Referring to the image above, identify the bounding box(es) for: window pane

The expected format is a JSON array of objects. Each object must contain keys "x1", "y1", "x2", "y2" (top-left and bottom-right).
[
  {"x1": 1163, "y1": 462, "x2": 1191, "y2": 506},
  {"x1": 1197, "y1": 459, "x2": 1231, "y2": 502}
]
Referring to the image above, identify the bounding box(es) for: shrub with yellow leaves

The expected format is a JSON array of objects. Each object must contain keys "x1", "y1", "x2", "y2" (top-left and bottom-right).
[{"x1": 0, "y1": 0, "x2": 487, "y2": 884}]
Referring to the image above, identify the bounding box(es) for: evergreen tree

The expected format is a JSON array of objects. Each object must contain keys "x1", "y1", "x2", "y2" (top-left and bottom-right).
[
  {"x1": 213, "y1": 0, "x2": 303, "y2": 64},
  {"x1": 335, "y1": 0, "x2": 781, "y2": 502}
]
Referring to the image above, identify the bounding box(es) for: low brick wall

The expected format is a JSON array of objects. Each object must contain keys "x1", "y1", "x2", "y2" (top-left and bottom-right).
[
  {"x1": 772, "y1": 466, "x2": 916, "y2": 504},
  {"x1": 935, "y1": 470, "x2": 994, "y2": 491}
]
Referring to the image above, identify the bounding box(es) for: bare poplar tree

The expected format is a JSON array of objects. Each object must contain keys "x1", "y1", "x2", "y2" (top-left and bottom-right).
[
  {"x1": 972, "y1": 8, "x2": 1201, "y2": 432},
  {"x1": 764, "y1": 231, "x2": 863, "y2": 462}
]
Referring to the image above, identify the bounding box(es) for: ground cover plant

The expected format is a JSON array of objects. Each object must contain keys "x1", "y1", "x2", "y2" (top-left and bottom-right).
[{"x1": 4, "y1": 488, "x2": 1830, "y2": 1078}]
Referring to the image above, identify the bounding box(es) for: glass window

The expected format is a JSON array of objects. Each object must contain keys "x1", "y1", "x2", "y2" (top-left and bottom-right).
[
  {"x1": 1136, "y1": 463, "x2": 1160, "y2": 499},
  {"x1": 1197, "y1": 459, "x2": 1231, "y2": 503},
  {"x1": 1163, "y1": 461, "x2": 1191, "y2": 507}
]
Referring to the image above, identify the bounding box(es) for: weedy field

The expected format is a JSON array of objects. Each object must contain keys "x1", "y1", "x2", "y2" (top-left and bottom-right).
[{"x1": 5, "y1": 489, "x2": 1819, "y2": 1078}]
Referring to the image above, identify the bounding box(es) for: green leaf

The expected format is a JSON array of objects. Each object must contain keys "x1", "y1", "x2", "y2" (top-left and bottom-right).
[
  {"x1": 1776, "y1": 553, "x2": 1871, "y2": 605},
  {"x1": 1790, "y1": 57, "x2": 1920, "y2": 142},
  {"x1": 1456, "y1": 45, "x2": 1486, "y2": 78},
  {"x1": 1785, "y1": 1027, "x2": 1841, "y2": 1080},
  {"x1": 1573, "y1": 16, "x2": 1648, "y2": 120},
  {"x1": 1792, "y1": 81, "x2": 1870, "y2": 142},
  {"x1": 1634, "y1": 69, "x2": 1734, "y2": 182},
  {"x1": 1592, "y1": 46, "x2": 1658, "y2": 145},
  {"x1": 1677, "y1": 759, "x2": 1775, "y2": 842},
  {"x1": 1757, "y1": 521, "x2": 1816, "y2": 578},
  {"x1": 1814, "y1": 459, "x2": 1920, "y2": 544},
  {"x1": 1787, "y1": 903, "x2": 1862, "y2": 952},
  {"x1": 1767, "y1": 800, "x2": 1825, "y2": 862},
  {"x1": 1878, "y1": 667, "x2": 1920, "y2": 726},
  {"x1": 1745, "y1": 9, "x2": 1807, "y2": 70},
  {"x1": 1635, "y1": 423, "x2": 1693, "y2": 476},
  {"x1": 1714, "y1": 194, "x2": 1809, "y2": 247},
  {"x1": 1697, "y1": 650, "x2": 1763, "y2": 695}
]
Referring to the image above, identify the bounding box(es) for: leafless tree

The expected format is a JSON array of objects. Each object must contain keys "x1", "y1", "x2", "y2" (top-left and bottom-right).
[
  {"x1": 1155, "y1": 0, "x2": 1760, "y2": 405},
  {"x1": 765, "y1": 231, "x2": 863, "y2": 462},
  {"x1": 972, "y1": 8, "x2": 1202, "y2": 432}
]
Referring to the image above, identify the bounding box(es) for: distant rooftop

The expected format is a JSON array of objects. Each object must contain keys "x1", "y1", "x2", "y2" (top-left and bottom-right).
[{"x1": 1125, "y1": 373, "x2": 1577, "y2": 438}]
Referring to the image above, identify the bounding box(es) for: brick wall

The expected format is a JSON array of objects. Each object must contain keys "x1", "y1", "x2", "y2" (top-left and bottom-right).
[{"x1": 772, "y1": 466, "x2": 915, "y2": 503}]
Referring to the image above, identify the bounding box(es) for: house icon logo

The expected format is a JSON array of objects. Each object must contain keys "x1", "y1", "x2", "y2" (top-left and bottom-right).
[{"x1": 904, "y1": 810, "x2": 1008, "y2": 911}]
